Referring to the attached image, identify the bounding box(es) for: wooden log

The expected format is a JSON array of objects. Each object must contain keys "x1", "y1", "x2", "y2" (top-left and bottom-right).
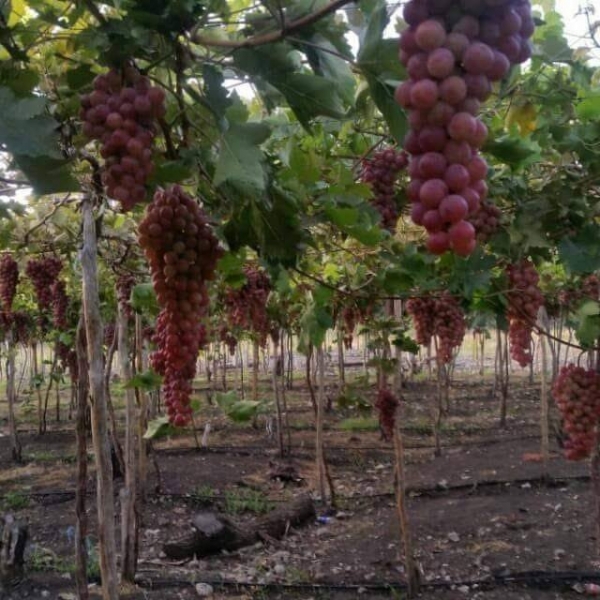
[
  {"x1": 163, "y1": 494, "x2": 315, "y2": 560},
  {"x1": 0, "y1": 515, "x2": 27, "y2": 591}
]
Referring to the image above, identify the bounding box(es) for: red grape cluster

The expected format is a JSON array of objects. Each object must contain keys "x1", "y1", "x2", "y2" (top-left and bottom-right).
[
  {"x1": 116, "y1": 273, "x2": 136, "y2": 320},
  {"x1": 138, "y1": 185, "x2": 222, "y2": 426},
  {"x1": 469, "y1": 199, "x2": 502, "y2": 240},
  {"x1": 0, "y1": 254, "x2": 19, "y2": 313},
  {"x1": 360, "y1": 147, "x2": 409, "y2": 230},
  {"x1": 224, "y1": 266, "x2": 272, "y2": 347},
  {"x1": 80, "y1": 67, "x2": 165, "y2": 210},
  {"x1": 104, "y1": 322, "x2": 116, "y2": 347},
  {"x1": 50, "y1": 280, "x2": 69, "y2": 330},
  {"x1": 375, "y1": 388, "x2": 399, "y2": 439},
  {"x1": 406, "y1": 296, "x2": 437, "y2": 346},
  {"x1": 219, "y1": 325, "x2": 238, "y2": 356},
  {"x1": 396, "y1": 0, "x2": 534, "y2": 255},
  {"x1": 407, "y1": 293, "x2": 465, "y2": 363},
  {"x1": 434, "y1": 291, "x2": 466, "y2": 363},
  {"x1": 26, "y1": 256, "x2": 63, "y2": 312},
  {"x1": 552, "y1": 364, "x2": 600, "y2": 461},
  {"x1": 505, "y1": 259, "x2": 544, "y2": 367}
]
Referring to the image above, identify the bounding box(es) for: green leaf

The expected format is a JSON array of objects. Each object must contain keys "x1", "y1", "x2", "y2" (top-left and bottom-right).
[
  {"x1": 217, "y1": 251, "x2": 247, "y2": 287},
  {"x1": 576, "y1": 91, "x2": 600, "y2": 121},
  {"x1": 578, "y1": 300, "x2": 600, "y2": 318},
  {"x1": 130, "y1": 282, "x2": 159, "y2": 316},
  {"x1": 298, "y1": 301, "x2": 333, "y2": 351},
  {"x1": 14, "y1": 155, "x2": 79, "y2": 195},
  {"x1": 227, "y1": 400, "x2": 263, "y2": 423},
  {"x1": 151, "y1": 161, "x2": 193, "y2": 186},
  {"x1": 144, "y1": 416, "x2": 176, "y2": 440},
  {"x1": 484, "y1": 134, "x2": 541, "y2": 169},
  {"x1": 125, "y1": 370, "x2": 162, "y2": 391},
  {"x1": 215, "y1": 391, "x2": 240, "y2": 411},
  {"x1": 66, "y1": 65, "x2": 96, "y2": 91},
  {"x1": 214, "y1": 122, "x2": 271, "y2": 197},
  {"x1": 576, "y1": 315, "x2": 600, "y2": 349},
  {"x1": 558, "y1": 225, "x2": 600, "y2": 275}
]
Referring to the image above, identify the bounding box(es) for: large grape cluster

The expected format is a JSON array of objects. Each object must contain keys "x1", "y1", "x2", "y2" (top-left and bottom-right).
[
  {"x1": 138, "y1": 185, "x2": 222, "y2": 426},
  {"x1": 553, "y1": 364, "x2": 600, "y2": 461},
  {"x1": 0, "y1": 254, "x2": 19, "y2": 313},
  {"x1": 375, "y1": 388, "x2": 399, "y2": 439},
  {"x1": 396, "y1": 0, "x2": 534, "y2": 255},
  {"x1": 407, "y1": 292, "x2": 466, "y2": 363},
  {"x1": 26, "y1": 256, "x2": 63, "y2": 312},
  {"x1": 506, "y1": 259, "x2": 544, "y2": 367},
  {"x1": 224, "y1": 266, "x2": 272, "y2": 347},
  {"x1": 360, "y1": 147, "x2": 409, "y2": 230},
  {"x1": 80, "y1": 67, "x2": 165, "y2": 211}
]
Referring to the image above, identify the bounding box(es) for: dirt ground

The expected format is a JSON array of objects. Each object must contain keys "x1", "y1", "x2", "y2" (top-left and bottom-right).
[{"x1": 0, "y1": 374, "x2": 598, "y2": 599}]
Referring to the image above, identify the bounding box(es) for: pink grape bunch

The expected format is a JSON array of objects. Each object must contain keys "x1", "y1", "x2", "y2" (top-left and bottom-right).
[
  {"x1": 26, "y1": 256, "x2": 63, "y2": 312},
  {"x1": 0, "y1": 254, "x2": 19, "y2": 314},
  {"x1": 553, "y1": 364, "x2": 600, "y2": 461},
  {"x1": 395, "y1": 0, "x2": 534, "y2": 255},
  {"x1": 375, "y1": 388, "x2": 400, "y2": 439},
  {"x1": 138, "y1": 185, "x2": 222, "y2": 426},
  {"x1": 505, "y1": 259, "x2": 544, "y2": 367},
  {"x1": 80, "y1": 66, "x2": 166, "y2": 211},
  {"x1": 360, "y1": 147, "x2": 409, "y2": 230}
]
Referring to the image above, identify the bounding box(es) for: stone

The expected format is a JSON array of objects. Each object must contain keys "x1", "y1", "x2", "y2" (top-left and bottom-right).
[
  {"x1": 448, "y1": 531, "x2": 460, "y2": 543},
  {"x1": 195, "y1": 582, "x2": 214, "y2": 597}
]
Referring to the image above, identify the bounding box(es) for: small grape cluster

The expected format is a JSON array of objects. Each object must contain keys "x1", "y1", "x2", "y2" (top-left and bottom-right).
[
  {"x1": 469, "y1": 199, "x2": 502, "y2": 241},
  {"x1": 104, "y1": 322, "x2": 116, "y2": 348},
  {"x1": 407, "y1": 293, "x2": 465, "y2": 364},
  {"x1": 117, "y1": 273, "x2": 136, "y2": 320},
  {"x1": 80, "y1": 67, "x2": 166, "y2": 210},
  {"x1": 50, "y1": 280, "x2": 69, "y2": 331},
  {"x1": 219, "y1": 325, "x2": 238, "y2": 356},
  {"x1": 396, "y1": 0, "x2": 534, "y2": 255},
  {"x1": 0, "y1": 254, "x2": 19, "y2": 313},
  {"x1": 26, "y1": 256, "x2": 63, "y2": 312},
  {"x1": 224, "y1": 266, "x2": 272, "y2": 347},
  {"x1": 553, "y1": 364, "x2": 600, "y2": 461},
  {"x1": 375, "y1": 388, "x2": 399, "y2": 439},
  {"x1": 138, "y1": 185, "x2": 222, "y2": 426},
  {"x1": 340, "y1": 306, "x2": 360, "y2": 349},
  {"x1": 559, "y1": 275, "x2": 600, "y2": 310},
  {"x1": 360, "y1": 147, "x2": 409, "y2": 230},
  {"x1": 506, "y1": 259, "x2": 544, "y2": 367}
]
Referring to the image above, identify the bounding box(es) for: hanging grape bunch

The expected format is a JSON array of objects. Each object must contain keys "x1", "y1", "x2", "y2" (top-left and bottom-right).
[
  {"x1": 375, "y1": 388, "x2": 400, "y2": 439},
  {"x1": 224, "y1": 266, "x2": 272, "y2": 347},
  {"x1": 80, "y1": 66, "x2": 166, "y2": 210},
  {"x1": 360, "y1": 147, "x2": 408, "y2": 231},
  {"x1": 434, "y1": 291, "x2": 466, "y2": 363},
  {"x1": 26, "y1": 256, "x2": 63, "y2": 312},
  {"x1": 219, "y1": 325, "x2": 238, "y2": 356},
  {"x1": 138, "y1": 185, "x2": 222, "y2": 426},
  {"x1": 553, "y1": 364, "x2": 600, "y2": 461},
  {"x1": 50, "y1": 279, "x2": 69, "y2": 330},
  {"x1": 340, "y1": 305, "x2": 360, "y2": 349},
  {"x1": 505, "y1": 259, "x2": 544, "y2": 367},
  {"x1": 468, "y1": 199, "x2": 502, "y2": 241},
  {"x1": 396, "y1": 0, "x2": 534, "y2": 255},
  {"x1": 0, "y1": 254, "x2": 19, "y2": 314},
  {"x1": 406, "y1": 295, "x2": 436, "y2": 346}
]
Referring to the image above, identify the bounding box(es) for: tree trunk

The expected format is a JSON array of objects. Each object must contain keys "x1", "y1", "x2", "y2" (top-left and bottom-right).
[
  {"x1": 118, "y1": 303, "x2": 139, "y2": 583},
  {"x1": 80, "y1": 194, "x2": 119, "y2": 600},
  {"x1": 280, "y1": 334, "x2": 291, "y2": 455},
  {"x1": 538, "y1": 309, "x2": 550, "y2": 477},
  {"x1": 252, "y1": 340, "x2": 259, "y2": 402},
  {"x1": 392, "y1": 419, "x2": 420, "y2": 598},
  {"x1": 336, "y1": 327, "x2": 345, "y2": 387},
  {"x1": 75, "y1": 316, "x2": 90, "y2": 600},
  {"x1": 41, "y1": 344, "x2": 59, "y2": 435},
  {"x1": 316, "y1": 345, "x2": 326, "y2": 501},
  {"x1": 0, "y1": 515, "x2": 27, "y2": 592},
  {"x1": 31, "y1": 342, "x2": 44, "y2": 435},
  {"x1": 135, "y1": 314, "x2": 149, "y2": 499},
  {"x1": 6, "y1": 333, "x2": 21, "y2": 462},
  {"x1": 272, "y1": 334, "x2": 285, "y2": 458}
]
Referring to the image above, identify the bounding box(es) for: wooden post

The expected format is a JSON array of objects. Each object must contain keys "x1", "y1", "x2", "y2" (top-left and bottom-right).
[
  {"x1": 538, "y1": 309, "x2": 550, "y2": 477},
  {"x1": 75, "y1": 317, "x2": 89, "y2": 600},
  {"x1": 6, "y1": 332, "x2": 21, "y2": 462},
  {"x1": 80, "y1": 194, "x2": 119, "y2": 600},
  {"x1": 272, "y1": 333, "x2": 285, "y2": 457},
  {"x1": 0, "y1": 515, "x2": 27, "y2": 591},
  {"x1": 252, "y1": 340, "x2": 259, "y2": 402},
  {"x1": 316, "y1": 345, "x2": 326, "y2": 501}
]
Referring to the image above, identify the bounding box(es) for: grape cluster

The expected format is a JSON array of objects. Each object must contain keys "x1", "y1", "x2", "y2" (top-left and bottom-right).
[
  {"x1": 138, "y1": 185, "x2": 222, "y2": 426},
  {"x1": 340, "y1": 306, "x2": 360, "y2": 349},
  {"x1": 397, "y1": 0, "x2": 534, "y2": 255},
  {"x1": 224, "y1": 266, "x2": 272, "y2": 347},
  {"x1": 104, "y1": 322, "x2": 116, "y2": 347},
  {"x1": 435, "y1": 291, "x2": 466, "y2": 363},
  {"x1": 0, "y1": 254, "x2": 19, "y2": 313},
  {"x1": 360, "y1": 147, "x2": 409, "y2": 230},
  {"x1": 559, "y1": 275, "x2": 600, "y2": 310},
  {"x1": 469, "y1": 199, "x2": 502, "y2": 240},
  {"x1": 26, "y1": 256, "x2": 63, "y2": 312},
  {"x1": 50, "y1": 280, "x2": 69, "y2": 330},
  {"x1": 506, "y1": 259, "x2": 544, "y2": 367},
  {"x1": 80, "y1": 67, "x2": 166, "y2": 211},
  {"x1": 406, "y1": 296, "x2": 437, "y2": 346},
  {"x1": 375, "y1": 388, "x2": 400, "y2": 439},
  {"x1": 219, "y1": 325, "x2": 238, "y2": 356},
  {"x1": 407, "y1": 293, "x2": 465, "y2": 363},
  {"x1": 117, "y1": 273, "x2": 136, "y2": 320},
  {"x1": 552, "y1": 364, "x2": 600, "y2": 461}
]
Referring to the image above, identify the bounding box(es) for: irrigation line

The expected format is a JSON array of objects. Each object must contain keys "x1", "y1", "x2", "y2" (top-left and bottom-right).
[
  {"x1": 134, "y1": 569, "x2": 600, "y2": 593},
  {"x1": 2, "y1": 473, "x2": 589, "y2": 505}
]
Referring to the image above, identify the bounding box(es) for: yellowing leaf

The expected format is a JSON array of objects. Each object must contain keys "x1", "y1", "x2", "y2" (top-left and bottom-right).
[
  {"x1": 506, "y1": 102, "x2": 537, "y2": 136},
  {"x1": 8, "y1": 0, "x2": 27, "y2": 26}
]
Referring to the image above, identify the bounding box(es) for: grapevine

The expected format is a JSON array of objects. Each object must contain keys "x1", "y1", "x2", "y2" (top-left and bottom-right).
[
  {"x1": 138, "y1": 185, "x2": 222, "y2": 426},
  {"x1": 506, "y1": 259, "x2": 544, "y2": 367},
  {"x1": 397, "y1": 0, "x2": 535, "y2": 255},
  {"x1": 81, "y1": 66, "x2": 165, "y2": 211},
  {"x1": 0, "y1": 254, "x2": 19, "y2": 313},
  {"x1": 553, "y1": 364, "x2": 600, "y2": 461},
  {"x1": 360, "y1": 147, "x2": 409, "y2": 230}
]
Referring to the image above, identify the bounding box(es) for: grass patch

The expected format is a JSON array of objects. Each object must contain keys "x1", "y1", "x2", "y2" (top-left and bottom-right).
[
  {"x1": 2, "y1": 490, "x2": 30, "y2": 511},
  {"x1": 339, "y1": 416, "x2": 379, "y2": 432},
  {"x1": 224, "y1": 488, "x2": 273, "y2": 515}
]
